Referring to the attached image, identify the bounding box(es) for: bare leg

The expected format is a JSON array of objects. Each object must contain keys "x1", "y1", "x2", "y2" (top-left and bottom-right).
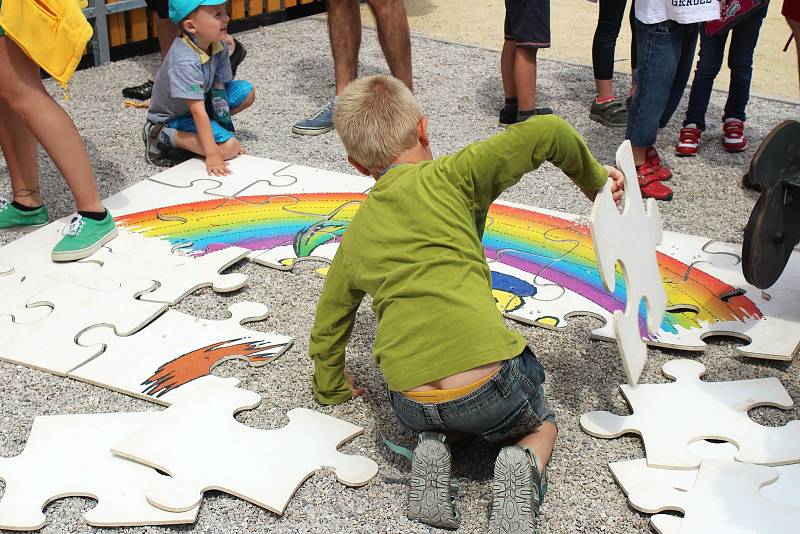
[
  {"x1": 514, "y1": 46, "x2": 539, "y2": 111},
  {"x1": 789, "y1": 18, "x2": 800, "y2": 95},
  {"x1": 368, "y1": 0, "x2": 412, "y2": 90},
  {"x1": 501, "y1": 40, "x2": 516, "y2": 98},
  {"x1": 174, "y1": 133, "x2": 242, "y2": 160},
  {"x1": 595, "y1": 78, "x2": 613, "y2": 100},
  {"x1": 516, "y1": 421, "x2": 557, "y2": 471},
  {"x1": 155, "y1": 16, "x2": 178, "y2": 60},
  {"x1": 328, "y1": 0, "x2": 362, "y2": 94},
  {"x1": 0, "y1": 103, "x2": 42, "y2": 208},
  {"x1": 0, "y1": 38, "x2": 103, "y2": 212}
]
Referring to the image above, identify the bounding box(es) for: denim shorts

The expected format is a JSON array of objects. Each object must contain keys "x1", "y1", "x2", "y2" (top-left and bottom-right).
[
  {"x1": 388, "y1": 346, "x2": 556, "y2": 444},
  {"x1": 167, "y1": 79, "x2": 252, "y2": 143}
]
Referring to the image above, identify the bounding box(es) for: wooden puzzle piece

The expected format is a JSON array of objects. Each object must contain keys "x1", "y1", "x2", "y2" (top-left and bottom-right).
[
  {"x1": 0, "y1": 279, "x2": 166, "y2": 375},
  {"x1": 0, "y1": 412, "x2": 197, "y2": 530},
  {"x1": 611, "y1": 440, "x2": 800, "y2": 518},
  {"x1": 111, "y1": 377, "x2": 378, "y2": 514},
  {"x1": 580, "y1": 359, "x2": 800, "y2": 468},
  {"x1": 0, "y1": 220, "x2": 101, "y2": 281},
  {"x1": 74, "y1": 230, "x2": 249, "y2": 305},
  {"x1": 71, "y1": 302, "x2": 293, "y2": 405},
  {"x1": 589, "y1": 140, "x2": 666, "y2": 385},
  {"x1": 0, "y1": 274, "x2": 54, "y2": 323},
  {"x1": 628, "y1": 459, "x2": 800, "y2": 534}
]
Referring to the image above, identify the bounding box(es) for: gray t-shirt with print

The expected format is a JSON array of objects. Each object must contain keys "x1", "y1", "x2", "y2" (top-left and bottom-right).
[{"x1": 147, "y1": 36, "x2": 233, "y2": 124}]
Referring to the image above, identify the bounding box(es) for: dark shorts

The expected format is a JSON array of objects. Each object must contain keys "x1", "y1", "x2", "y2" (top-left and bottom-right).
[
  {"x1": 388, "y1": 346, "x2": 556, "y2": 444},
  {"x1": 146, "y1": 0, "x2": 170, "y2": 19},
  {"x1": 504, "y1": 0, "x2": 551, "y2": 48}
]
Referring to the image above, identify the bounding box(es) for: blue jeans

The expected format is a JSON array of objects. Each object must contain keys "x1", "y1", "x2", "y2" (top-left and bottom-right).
[
  {"x1": 683, "y1": 6, "x2": 767, "y2": 129},
  {"x1": 626, "y1": 19, "x2": 699, "y2": 147},
  {"x1": 387, "y1": 347, "x2": 556, "y2": 444},
  {"x1": 167, "y1": 80, "x2": 252, "y2": 143}
]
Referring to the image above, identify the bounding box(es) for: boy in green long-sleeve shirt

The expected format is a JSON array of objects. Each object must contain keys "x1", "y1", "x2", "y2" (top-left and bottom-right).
[{"x1": 309, "y1": 75, "x2": 623, "y2": 533}]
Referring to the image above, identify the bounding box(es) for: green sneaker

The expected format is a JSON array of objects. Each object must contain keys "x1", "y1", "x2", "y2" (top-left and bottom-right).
[
  {"x1": 51, "y1": 212, "x2": 118, "y2": 262},
  {"x1": 0, "y1": 198, "x2": 49, "y2": 232}
]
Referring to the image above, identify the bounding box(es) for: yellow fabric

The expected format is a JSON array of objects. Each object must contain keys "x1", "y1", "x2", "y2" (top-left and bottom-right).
[
  {"x1": 401, "y1": 366, "x2": 501, "y2": 404},
  {"x1": 180, "y1": 34, "x2": 225, "y2": 64},
  {"x1": 0, "y1": 0, "x2": 92, "y2": 86}
]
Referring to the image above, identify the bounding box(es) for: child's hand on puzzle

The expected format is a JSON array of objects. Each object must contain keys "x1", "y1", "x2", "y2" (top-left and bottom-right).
[
  {"x1": 206, "y1": 152, "x2": 231, "y2": 176},
  {"x1": 344, "y1": 369, "x2": 365, "y2": 399},
  {"x1": 606, "y1": 165, "x2": 625, "y2": 205}
]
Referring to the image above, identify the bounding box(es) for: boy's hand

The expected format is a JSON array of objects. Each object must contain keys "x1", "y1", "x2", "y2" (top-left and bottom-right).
[
  {"x1": 206, "y1": 152, "x2": 231, "y2": 176},
  {"x1": 606, "y1": 165, "x2": 625, "y2": 206},
  {"x1": 344, "y1": 369, "x2": 364, "y2": 399}
]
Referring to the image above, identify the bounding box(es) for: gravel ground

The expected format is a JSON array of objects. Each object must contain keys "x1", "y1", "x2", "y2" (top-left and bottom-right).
[{"x1": 1, "y1": 17, "x2": 799, "y2": 534}]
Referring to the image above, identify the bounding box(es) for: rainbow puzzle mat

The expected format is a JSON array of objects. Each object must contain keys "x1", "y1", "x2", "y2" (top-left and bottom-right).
[{"x1": 5, "y1": 155, "x2": 800, "y2": 361}]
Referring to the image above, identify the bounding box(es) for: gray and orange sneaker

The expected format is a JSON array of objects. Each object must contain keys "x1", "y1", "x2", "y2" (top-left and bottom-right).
[{"x1": 488, "y1": 445, "x2": 547, "y2": 534}]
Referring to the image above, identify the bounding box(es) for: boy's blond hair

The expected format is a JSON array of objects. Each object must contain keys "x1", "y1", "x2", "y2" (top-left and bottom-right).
[{"x1": 333, "y1": 75, "x2": 422, "y2": 172}]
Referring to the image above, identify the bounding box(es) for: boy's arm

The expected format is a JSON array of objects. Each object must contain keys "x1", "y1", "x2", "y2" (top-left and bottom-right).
[
  {"x1": 186, "y1": 99, "x2": 230, "y2": 176},
  {"x1": 444, "y1": 115, "x2": 609, "y2": 209},
  {"x1": 309, "y1": 253, "x2": 366, "y2": 405}
]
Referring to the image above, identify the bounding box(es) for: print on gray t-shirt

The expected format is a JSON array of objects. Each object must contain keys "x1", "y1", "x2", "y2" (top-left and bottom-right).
[{"x1": 147, "y1": 36, "x2": 233, "y2": 124}]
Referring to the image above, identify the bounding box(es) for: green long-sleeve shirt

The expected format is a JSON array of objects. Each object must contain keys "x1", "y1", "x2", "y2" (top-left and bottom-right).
[{"x1": 309, "y1": 115, "x2": 608, "y2": 405}]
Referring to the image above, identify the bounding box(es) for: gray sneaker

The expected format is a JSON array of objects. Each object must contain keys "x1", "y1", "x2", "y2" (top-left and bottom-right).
[
  {"x1": 407, "y1": 432, "x2": 460, "y2": 529},
  {"x1": 142, "y1": 121, "x2": 171, "y2": 166},
  {"x1": 291, "y1": 99, "x2": 335, "y2": 136},
  {"x1": 488, "y1": 445, "x2": 546, "y2": 534}
]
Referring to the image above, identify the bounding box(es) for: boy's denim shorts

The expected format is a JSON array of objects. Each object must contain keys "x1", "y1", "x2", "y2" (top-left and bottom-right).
[
  {"x1": 388, "y1": 346, "x2": 556, "y2": 444},
  {"x1": 167, "y1": 79, "x2": 252, "y2": 143}
]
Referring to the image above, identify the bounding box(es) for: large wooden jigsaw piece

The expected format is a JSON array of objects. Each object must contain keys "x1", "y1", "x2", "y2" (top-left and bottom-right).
[
  {"x1": 0, "y1": 279, "x2": 166, "y2": 375},
  {"x1": 72, "y1": 302, "x2": 293, "y2": 405},
  {"x1": 589, "y1": 140, "x2": 666, "y2": 384},
  {"x1": 74, "y1": 229, "x2": 249, "y2": 305},
  {"x1": 580, "y1": 359, "x2": 800, "y2": 468},
  {"x1": 0, "y1": 413, "x2": 197, "y2": 530},
  {"x1": 111, "y1": 377, "x2": 378, "y2": 514},
  {"x1": 0, "y1": 274, "x2": 54, "y2": 323},
  {"x1": 610, "y1": 440, "x2": 800, "y2": 532},
  {"x1": 628, "y1": 459, "x2": 800, "y2": 534}
]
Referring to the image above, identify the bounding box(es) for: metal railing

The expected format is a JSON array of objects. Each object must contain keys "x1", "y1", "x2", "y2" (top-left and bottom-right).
[{"x1": 83, "y1": 0, "x2": 147, "y2": 66}]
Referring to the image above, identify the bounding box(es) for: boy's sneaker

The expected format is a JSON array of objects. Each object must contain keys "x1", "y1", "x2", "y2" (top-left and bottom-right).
[
  {"x1": 142, "y1": 122, "x2": 171, "y2": 166},
  {"x1": 488, "y1": 445, "x2": 547, "y2": 534},
  {"x1": 52, "y1": 212, "x2": 118, "y2": 262},
  {"x1": 499, "y1": 105, "x2": 518, "y2": 128},
  {"x1": 407, "y1": 432, "x2": 460, "y2": 529},
  {"x1": 723, "y1": 119, "x2": 748, "y2": 153},
  {"x1": 0, "y1": 199, "x2": 49, "y2": 232},
  {"x1": 589, "y1": 98, "x2": 628, "y2": 127},
  {"x1": 292, "y1": 99, "x2": 335, "y2": 136},
  {"x1": 122, "y1": 79, "x2": 154, "y2": 100},
  {"x1": 644, "y1": 146, "x2": 672, "y2": 181},
  {"x1": 675, "y1": 125, "x2": 702, "y2": 157},
  {"x1": 637, "y1": 163, "x2": 674, "y2": 201}
]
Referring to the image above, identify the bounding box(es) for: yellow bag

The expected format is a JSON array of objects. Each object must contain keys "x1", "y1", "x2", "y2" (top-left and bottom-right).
[{"x1": 0, "y1": 0, "x2": 93, "y2": 86}]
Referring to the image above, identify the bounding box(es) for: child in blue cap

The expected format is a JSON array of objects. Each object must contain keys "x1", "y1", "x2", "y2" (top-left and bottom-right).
[{"x1": 143, "y1": 0, "x2": 256, "y2": 176}]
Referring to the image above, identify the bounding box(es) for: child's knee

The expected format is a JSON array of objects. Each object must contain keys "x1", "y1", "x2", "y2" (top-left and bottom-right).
[
  {"x1": 219, "y1": 137, "x2": 241, "y2": 159},
  {"x1": 242, "y1": 88, "x2": 256, "y2": 109}
]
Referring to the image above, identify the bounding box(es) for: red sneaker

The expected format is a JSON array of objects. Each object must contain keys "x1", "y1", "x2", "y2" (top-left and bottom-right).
[
  {"x1": 637, "y1": 164, "x2": 674, "y2": 201},
  {"x1": 723, "y1": 119, "x2": 748, "y2": 153},
  {"x1": 644, "y1": 146, "x2": 672, "y2": 181},
  {"x1": 675, "y1": 126, "x2": 702, "y2": 157}
]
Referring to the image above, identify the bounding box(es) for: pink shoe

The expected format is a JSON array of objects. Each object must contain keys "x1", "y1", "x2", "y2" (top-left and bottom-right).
[
  {"x1": 723, "y1": 119, "x2": 748, "y2": 153},
  {"x1": 675, "y1": 126, "x2": 702, "y2": 157}
]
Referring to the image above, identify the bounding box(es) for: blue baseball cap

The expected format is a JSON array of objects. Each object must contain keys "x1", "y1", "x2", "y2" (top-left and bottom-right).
[{"x1": 169, "y1": 0, "x2": 227, "y2": 24}]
